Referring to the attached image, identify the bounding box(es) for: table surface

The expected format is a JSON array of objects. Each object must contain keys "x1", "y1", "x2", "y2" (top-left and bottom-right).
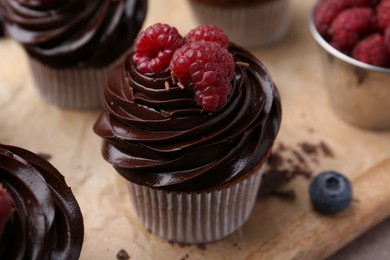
[{"x1": 1, "y1": 0, "x2": 390, "y2": 259}]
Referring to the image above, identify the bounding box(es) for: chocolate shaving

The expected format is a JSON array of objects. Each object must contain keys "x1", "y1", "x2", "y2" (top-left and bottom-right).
[
  {"x1": 299, "y1": 142, "x2": 318, "y2": 155},
  {"x1": 177, "y1": 82, "x2": 185, "y2": 90},
  {"x1": 259, "y1": 140, "x2": 335, "y2": 200},
  {"x1": 171, "y1": 71, "x2": 177, "y2": 85},
  {"x1": 236, "y1": 61, "x2": 250, "y2": 67},
  {"x1": 165, "y1": 81, "x2": 171, "y2": 92},
  {"x1": 320, "y1": 141, "x2": 334, "y2": 157}
]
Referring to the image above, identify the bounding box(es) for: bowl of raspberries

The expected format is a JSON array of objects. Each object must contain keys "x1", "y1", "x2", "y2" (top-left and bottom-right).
[{"x1": 309, "y1": 0, "x2": 390, "y2": 130}]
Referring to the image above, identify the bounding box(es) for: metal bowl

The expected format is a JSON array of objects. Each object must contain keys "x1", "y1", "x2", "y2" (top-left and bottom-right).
[{"x1": 308, "y1": 8, "x2": 390, "y2": 130}]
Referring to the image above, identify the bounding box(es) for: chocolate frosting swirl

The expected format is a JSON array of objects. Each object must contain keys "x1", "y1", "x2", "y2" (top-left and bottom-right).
[
  {"x1": 94, "y1": 44, "x2": 282, "y2": 192},
  {"x1": 0, "y1": 144, "x2": 84, "y2": 260},
  {"x1": 0, "y1": 0, "x2": 147, "y2": 68}
]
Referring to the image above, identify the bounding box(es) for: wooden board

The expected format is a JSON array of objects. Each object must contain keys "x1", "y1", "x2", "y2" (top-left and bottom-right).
[{"x1": 1, "y1": 0, "x2": 390, "y2": 259}]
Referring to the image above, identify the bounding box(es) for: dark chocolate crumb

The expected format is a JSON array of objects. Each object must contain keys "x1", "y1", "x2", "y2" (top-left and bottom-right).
[
  {"x1": 319, "y1": 141, "x2": 334, "y2": 157},
  {"x1": 116, "y1": 249, "x2": 130, "y2": 260},
  {"x1": 277, "y1": 143, "x2": 287, "y2": 152},
  {"x1": 292, "y1": 150, "x2": 306, "y2": 164},
  {"x1": 197, "y1": 244, "x2": 207, "y2": 251},
  {"x1": 37, "y1": 152, "x2": 52, "y2": 161},
  {"x1": 299, "y1": 142, "x2": 318, "y2": 155},
  {"x1": 258, "y1": 170, "x2": 291, "y2": 197},
  {"x1": 233, "y1": 242, "x2": 242, "y2": 250},
  {"x1": 268, "y1": 153, "x2": 284, "y2": 168},
  {"x1": 259, "y1": 141, "x2": 334, "y2": 200}
]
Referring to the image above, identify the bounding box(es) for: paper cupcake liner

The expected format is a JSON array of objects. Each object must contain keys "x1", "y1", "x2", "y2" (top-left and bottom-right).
[
  {"x1": 127, "y1": 167, "x2": 264, "y2": 244},
  {"x1": 188, "y1": 0, "x2": 291, "y2": 47},
  {"x1": 28, "y1": 58, "x2": 112, "y2": 109}
]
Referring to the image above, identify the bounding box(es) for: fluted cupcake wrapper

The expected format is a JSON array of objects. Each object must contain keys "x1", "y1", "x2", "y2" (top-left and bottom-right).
[
  {"x1": 28, "y1": 58, "x2": 112, "y2": 109},
  {"x1": 127, "y1": 167, "x2": 264, "y2": 244},
  {"x1": 188, "y1": 0, "x2": 291, "y2": 47}
]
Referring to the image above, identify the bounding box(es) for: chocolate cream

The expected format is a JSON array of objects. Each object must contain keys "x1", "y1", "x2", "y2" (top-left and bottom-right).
[
  {"x1": 94, "y1": 44, "x2": 282, "y2": 192},
  {"x1": 0, "y1": 144, "x2": 84, "y2": 260},
  {"x1": 0, "y1": 0, "x2": 147, "y2": 68}
]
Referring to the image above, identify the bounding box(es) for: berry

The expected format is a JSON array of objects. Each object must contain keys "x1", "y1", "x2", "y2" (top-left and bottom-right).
[
  {"x1": 0, "y1": 185, "x2": 13, "y2": 237},
  {"x1": 133, "y1": 23, "x2": 185, "y2": 74},
  {"x1": 170, "y1": 41, "x2": 235, "y2": 111},
  {"x1": 186, "y1": 25, "x2": 229, "y2": 49},
  {"x1": 377, "y1": 0, "x2": 390, "y2": 30},
  {"x1": 314, "y1": 0, "x2": 346, "y2": 38},
  {"x1": 352, "y1": 33, "x2": 390, "y2": 66},
  {"x1": 385, "y1": 26, "x2": 390, "y2": 50},
  {"x1": 330, "y1": 7, "x2": 374, "y2": 51},
  {"x1": 344, "y1": 0, "x2": 378, "y2": 7},
  {"x1": 309, "y1": 171, "x2": 352, "y2": 215}
]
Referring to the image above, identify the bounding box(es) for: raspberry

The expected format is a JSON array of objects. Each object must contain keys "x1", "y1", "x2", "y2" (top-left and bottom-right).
[
  {"x1": 170, "y1": 41, "x2": 235, "y2": 111},
  {"x1": 352, "y1": 33, "x2": 390, "y2": 66},
  {"x1": 186, "y1": 25, "x2": 229, "y2": 49},
  {"x1": 385, "y1": 26, "x2": 390, "y2": 51},
  {"x1": 344, "y1": 0, "x2": 378, "y2": 7},
  {"x1": 314, "y1": 0, "x2": 346, "y2": 38},
  {"x1": 330, "y1": 7, "x2": 374, "y2": 51},
  {"x1": 0, "y1": 185, "x2": 13, "y2": 237},
  {"x1": 133, "y1": 23, "x2": 185, "y2": 74},
  {"x1": 377, "y1": 0, "x2": 390, "y2": 30}
]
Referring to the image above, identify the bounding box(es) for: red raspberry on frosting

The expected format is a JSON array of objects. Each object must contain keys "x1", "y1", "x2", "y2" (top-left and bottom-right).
[
  {"x1": 170, "y1": 41, "x2": 235, "y2": 111},
  {"x1": 377, "y1": 0, "x2": 390, "y2": 30},
  {"x1": 330, "y1": 7, "x2": 374, "y2": 51},
  {"x1": 186, "y1": 25, "x2": 229, "y2": 49},
  {"x1": 133, "y1": 23, "x2": 185, "y2": 74},
  {"x1": 352, "y1": 33, "x2": 390, "y2": 66}
]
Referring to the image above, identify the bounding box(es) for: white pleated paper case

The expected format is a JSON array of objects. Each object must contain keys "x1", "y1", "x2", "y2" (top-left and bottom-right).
[
  {"x1": 188, "y1": 0, "x2": 291, "y2": 47},
  {"x1": 127, "y1": 165, "x2": 265, "y2": 244},
  {"x1": 28, "y1": 57, "x2": 122, "y2": 109}
]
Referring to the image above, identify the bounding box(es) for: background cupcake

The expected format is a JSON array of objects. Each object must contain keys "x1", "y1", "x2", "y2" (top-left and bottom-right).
[
  {"x1": 0, "y1": 144, "x2": 84, "y2": 259},
  {"x1": 94, "y1": 23, "x2": 282, "y2": 243},
  {"x1": 186, "y1": 0, "x2": 291, "y2": 47},
  {"x1": 0, "y1": 0, "x2": 147, "y2": 109}
]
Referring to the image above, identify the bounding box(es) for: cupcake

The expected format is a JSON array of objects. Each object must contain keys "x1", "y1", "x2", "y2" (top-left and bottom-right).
[
  {"x1": 94, "y1": 23, "x2": 282, "y2": 243},
  {"x1": 0, "y1": 0, "x2": 147, "y2": 109},
  {"x1": 309, "y1": 0, "x2": 390, "y2": 130},
  {"x1": 0, "y1": 144, "x2": 84, "y2": 259},
  {"x1": 187, "y1": 0, "x2": 291, "y2": 47}
]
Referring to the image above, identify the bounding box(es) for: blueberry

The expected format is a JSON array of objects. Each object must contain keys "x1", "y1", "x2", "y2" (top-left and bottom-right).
[{"x1": 309, "y1": 171, "x2": 352, "y2": 215}]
